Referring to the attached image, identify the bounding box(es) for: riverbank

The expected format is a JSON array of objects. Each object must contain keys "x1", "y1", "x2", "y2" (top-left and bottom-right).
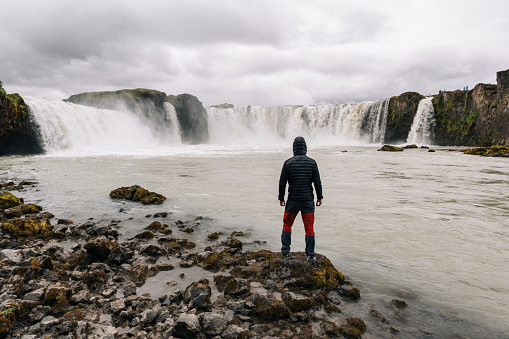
[{"x1": 0, "y1": 182, "x2": 385, "y2": 339}]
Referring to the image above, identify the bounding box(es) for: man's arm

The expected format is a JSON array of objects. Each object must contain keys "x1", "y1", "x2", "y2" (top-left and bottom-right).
[
  {"x1": 312, "y1": 161, "x2": 323, "y2": 201},
  {"x1": 278, "y1": 162, "x2": 288, "y2": 203}
]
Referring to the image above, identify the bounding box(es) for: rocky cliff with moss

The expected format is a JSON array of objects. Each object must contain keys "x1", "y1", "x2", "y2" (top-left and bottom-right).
[
  {"x1": 65, "y1": 89, "x2": 209, "y2": 144},
  {"x1": 384, "y1": 69, "x2": 509, "y2": 146},
  {"x1": 384, "y1": 92, "x2": 424, "y2": 144},
  {"x1": 0, "y1": 84, "x2": 42, "y2": 156}
]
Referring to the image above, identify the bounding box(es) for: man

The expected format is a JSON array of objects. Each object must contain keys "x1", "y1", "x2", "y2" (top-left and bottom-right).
[{"x1": 278, "y1": 136, "x2": 323, "y2": 263}]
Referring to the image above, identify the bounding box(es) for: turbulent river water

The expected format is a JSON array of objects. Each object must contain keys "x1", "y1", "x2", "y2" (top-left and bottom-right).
[{"x1": 1, "y1": 145, "x2": 508, "y2": 337}]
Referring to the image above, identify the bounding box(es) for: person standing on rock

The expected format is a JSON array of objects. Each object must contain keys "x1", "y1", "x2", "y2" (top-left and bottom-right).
[{"x1": 278, "y1": 136, "x2": 323, "y2": 263}]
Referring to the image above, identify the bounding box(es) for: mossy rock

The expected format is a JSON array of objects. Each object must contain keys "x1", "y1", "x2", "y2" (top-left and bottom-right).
[
  {"x1": 464, "y1": 146, "x2": 509, "y2": 157},
  {"x1": 268, "y1": 253, "x2": 345, "y2": 290},
  {"x1": 0, "y1": 300, "x2": 23, "y2": 338},
  {"x1": 3, "y1": 203, "x2": 42, "y2": 219},
  {"x1": 340, "y1": 325, "x2": 362, "y2": 339},
  {"x1": 0, "y1": 191, "x2": 22, "y2": 210},
  {"x1": 83, "y1": 236, "x2": 118, "y2": 260},
  {"x1": 134, "y1": 230, "x2": 155, "y2": 240},
  {"x1": 252, "y1": 295, "x2": 291, "y2": 321},
  {"x1": 83, "y1": 270, "x2": 107, "y2": 292},
  {"x1": 1, "y1": 218, "x2": 54, "y2": 240},
  {"x1": 225, "y1": 238, "x2": 242, "y2": 250},
  {"x1": 128, "y1": 264, "x2": 159, "y2": 287},
  {"x1": 347, "y1": 317, "x2": 366, "y2": 333},
  {"x1": 207, "y1": 232, "x2": 221, "y2": 240},
  {"x1": 110, "y1": 185, "x2": 166, "y2": 205},
  {"x1": 282, "y1": 292, "x2": 314, "y2": 312},
  {"x1": 144, "y1": 221, "x2": 166, "y2": 232},
  {"x1": 378, "y1": 145, "x2": 403, "y2": 152},
  {"x1": 43, "y1": 283, "x2": 73, "y2": 313},
  {"x1": 403, "y1": 144, "x2": 418, "y2": 148}
]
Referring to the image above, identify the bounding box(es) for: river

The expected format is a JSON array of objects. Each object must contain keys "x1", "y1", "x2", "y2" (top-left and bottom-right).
[{"x1": 1, "y1": 144, "x2": 508, "y2": 337}]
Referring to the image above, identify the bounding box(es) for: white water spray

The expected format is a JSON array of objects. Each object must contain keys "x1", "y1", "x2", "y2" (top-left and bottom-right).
[
  {"x1": 207, "y1": 98, "x2": 390, "y2": 145},
  {"x1": 406, "y1": 97, "x2": 435, "y2": 145},
  {"x1": 26, "y1": 97, "x2": 181, "y2": 155}
]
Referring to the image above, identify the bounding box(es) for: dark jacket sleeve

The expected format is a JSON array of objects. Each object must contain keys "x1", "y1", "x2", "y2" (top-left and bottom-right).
[
  {"x1": 278, "y1": 162, "x2": 288, "y2": 201},
  {"x1": 312, "y1": 161, "x2": 323, "y2": 200}
]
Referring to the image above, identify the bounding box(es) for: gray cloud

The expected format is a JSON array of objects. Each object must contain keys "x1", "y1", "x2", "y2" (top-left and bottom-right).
[{"x1": 1, "y1": 0, "x2": 508, "y2": 106}]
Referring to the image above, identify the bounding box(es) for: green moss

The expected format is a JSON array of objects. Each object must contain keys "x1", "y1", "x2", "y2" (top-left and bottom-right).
[
  {"x1": 347, "y1": 317, "x2": 366, "y2": 333},
  {"x1": 253, "y1": 297, "x2": 291, "y2": 321},
  {"x1": 110, "y1": 185, "x2": 166, "y2": 205},
  {"x1": 1, "y1": 218, "x2": 54, "y2": 240},
  {"x1": 0, "y1": 191, "x2": 22, "y2": 209}
]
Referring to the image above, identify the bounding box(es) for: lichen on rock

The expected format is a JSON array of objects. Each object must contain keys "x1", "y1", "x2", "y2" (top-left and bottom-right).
[{"x1": 110, "y1": 185, "x2": 166, "y2": 205}]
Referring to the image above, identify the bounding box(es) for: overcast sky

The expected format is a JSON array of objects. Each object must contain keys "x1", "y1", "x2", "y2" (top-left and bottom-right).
[{"x1": 1, "y1": 0, "x2": 508, "y2": 107}]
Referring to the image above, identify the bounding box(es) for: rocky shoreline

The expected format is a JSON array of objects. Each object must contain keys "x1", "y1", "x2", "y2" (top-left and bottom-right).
[{"x1": 0, "y1": 182, "x2": 426, "y2": 339}]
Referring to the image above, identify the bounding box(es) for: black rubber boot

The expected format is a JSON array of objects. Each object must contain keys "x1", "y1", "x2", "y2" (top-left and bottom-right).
[
  {"x1": 281, "y1": 230, "x2": 292, "y2": 258},
  {"x1": 305, "y1": 235, "x2": 315, "y2": 258}
]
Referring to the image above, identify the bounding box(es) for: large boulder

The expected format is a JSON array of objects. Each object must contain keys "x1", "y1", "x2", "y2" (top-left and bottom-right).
[
  {"x1": 166, "y1": 93, "x2": 209, "y2": 144},
  {"x1": 1, "y1": 218, "x2": 54, "y2": 240},
  {"x1": 110, "y1": 185, "x2": 166, "y2": 205},
  {"x1": 0, "y1": 191, "x2": 22, "y2": 210},
  {"x1": 0, "y1": 84, "x2": 43, "y2": 155}
]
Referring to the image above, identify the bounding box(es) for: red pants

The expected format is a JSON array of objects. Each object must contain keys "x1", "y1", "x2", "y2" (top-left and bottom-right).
[{"x1": 283, "y1": 210, "x2": 315, "y2": 236}]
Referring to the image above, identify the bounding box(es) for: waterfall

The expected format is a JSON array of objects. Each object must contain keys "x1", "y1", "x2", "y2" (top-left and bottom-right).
[
  {"x1": 26, "y1": 97, "x2": 181, "y2": 154},
  {"x1": 207, "y1": 98, "x2": 390, "y2": 145},
  {"x1": 406, "y1": 97, "x2": 435, "y2": 145},
  {"x1": 25, "y1": 96, "x2": 392, "y2": 154}
]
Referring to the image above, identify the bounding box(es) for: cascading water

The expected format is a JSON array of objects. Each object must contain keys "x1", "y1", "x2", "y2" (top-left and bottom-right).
[
  {"x1": 25, "y1": 97, "x2": 181, "y2": 154},
  {"x1": 406, "y1": 97, "x2": 436, "y2": 145},
  {"x1": 207, "y1": 98, "x2": 390, "y2": 145},
  {"x1": 26, "y1": 96, "x2": 393, "y2": 153}
]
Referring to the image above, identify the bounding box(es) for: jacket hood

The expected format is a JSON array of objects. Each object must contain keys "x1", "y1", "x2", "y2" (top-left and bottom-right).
[{"x1": 293, "y1": 136, "x2": 307, "y2": 155}]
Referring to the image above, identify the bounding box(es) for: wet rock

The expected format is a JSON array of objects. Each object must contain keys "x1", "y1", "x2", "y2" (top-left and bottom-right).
[
  {"x1": 133, "y1": 230, "x2": 155, "y2": 240},
  {"x1": 85, "y1": 225, "x2": 111, "y2": 236},
  {"x1": 84, "y1": 236, "x2": 117, "y2": 260},
  {"x1": 83, "y1": 270, "x2": 107, "y2": 292},
  {"x1": 403, "y1": 144, "x2": 418, "y2": 148},
  {"x1": 172, "y1": 313, "x2": 201, "y2": 338},
  {"x1": 127, "y1": 264, "x2": 159, "y2": 287},
  {"x1": 225, "y1": 237, "x2": 242, "y2": 251},
  {"x1": 43, "y1": 283, "x2": 73, "y2": 313},
  {"x1": 57, "y1": 218, "x2": 73, "y2": 225},
  {"x1": 224, "y1": 278, "x2": 250, "y2": 297},
  {"x1": 207, "y1": 232, "x2": 221, "y2": 240},
  {"x1": 108, "y1": 243, "x2": 135, "y2": 265},
  {"x1": 71, "y1": 290, "x2": 91, "y2": 304},
  {"x1": 221, "y1": 324, "x2": 250, "y2": 339},
  {"x1": 183, "y1": 281, "x2": 212, "y2": 311},
  {"x1": 378, "y1": 145, "x2": 404, "y2": 152},
  {"x1": 74, "y1": 320, "x2": 117, "y2": 339},
  {"x1": 0, "y1": 191, "x2": 22, "y2": 209},
  {"x1": 392, "y1": 299, "x2": 408, "y2": 309},
  {"x1": 282, "y1": 291, "x2": 313, "y2": 312},
  {"x1": 251, "y1": 293, "x2": 290, "y2": 321},
  {"x1": 1, "y1": 218, "x2": 54, "y2": 240},
  {"x1": 139, "y1": 244, "x2": 166, "y2": 257},
  {"x1": 200, "y1": 312, "x2": 231, "y2": 336},
  {"x1": 144, "y1": 221, "x2": 165, "y2": 232},
  {"x1": 23, "y1": 287, "x2": 45, "y2": 301},
  {"x1": 110, "y1": 185, "x2": 166, "y2": 205},
  {"x1": 140, "y1": 308, "x2": 160, "y2": 324},
  {"x1": 347, "y1": 317, "x2": 366, "y2": 333},
  {"x1": 28, "y1": 305, "x2": 51, "y2": 322},
  {"x1": 3, "y1": 204, "x2": 42, "y2": 219}
]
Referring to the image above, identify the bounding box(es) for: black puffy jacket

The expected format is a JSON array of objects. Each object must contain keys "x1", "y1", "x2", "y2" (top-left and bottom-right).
[{"x1": 278, "y1": 137, "x2": 323, "y2": 202}]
